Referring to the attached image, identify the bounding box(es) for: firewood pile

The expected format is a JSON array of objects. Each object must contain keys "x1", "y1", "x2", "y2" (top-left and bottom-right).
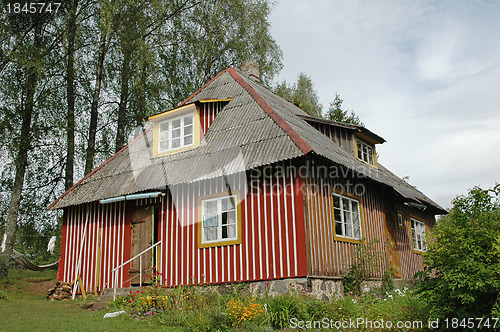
[{"x1": 46, "y1": 281, "x2": 72, "y2": 300}]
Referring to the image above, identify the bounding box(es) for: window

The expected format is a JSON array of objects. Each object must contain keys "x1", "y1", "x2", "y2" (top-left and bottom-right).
[
  {"x1": 200, "y1": 194, "x2": 239, "y2": 246},
  {"x1": 411, "y1": 218, "x2": 427, "y2": 252},
  {"x1": 356, "y1": 139, "x2": 375, "y2": 165},
  {"x1": 397, "y1": 212, "x2": 404, "y2": 228},
  {"x1": 333, "y1": 193, "x2": 362, "y2": 240},
  {"x1": 158, "y1": 113, "x2": 194, "y2": 153}
]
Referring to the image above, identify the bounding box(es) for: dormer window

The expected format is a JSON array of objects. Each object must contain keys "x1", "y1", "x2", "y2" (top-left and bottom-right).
[
  {"x1": 149, "y1": 103, "x2": 201, "y2": 157},
  {"x1": 356, "y1": 138, "x2": 375, "y2": 166},
  {"x1": 158, "y1": 113, "x2": 194, "y2": 153}
]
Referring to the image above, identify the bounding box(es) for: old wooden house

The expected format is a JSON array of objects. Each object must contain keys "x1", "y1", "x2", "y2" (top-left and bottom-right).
[{"x1": 49, "y1": 65, "x2": 446, "y2": 297}]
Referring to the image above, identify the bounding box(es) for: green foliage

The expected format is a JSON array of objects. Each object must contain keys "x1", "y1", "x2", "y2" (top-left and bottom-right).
[
  {"x1": 416, "y1": 184, "x2": 500, "y2": 320},
  {"x1": 343, "y1": 240, "x2": 382, "y2": 296},
  {"x1": 380, "y1": 268, "x2": 395, "y2": 295},
  {"x1": 325, "y1": 93, "x2": 364, "y2": 126},
  {"x1": 274, "y1": 73, "x2": 323, "y2": 117}
]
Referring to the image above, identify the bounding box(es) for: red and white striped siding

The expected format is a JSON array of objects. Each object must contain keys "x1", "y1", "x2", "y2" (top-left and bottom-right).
[
  {"x1": 159, "y1": 165, "x2": 308, "y2": 287},
  {"x1": 58, "y1": 163, "x2": 308, "y2": 292},
  {"x1": 304, "y1": 167, "x2": 433, "y2": 279},
  {"x1": 199, "y1": 101, "x2": 226, "y2": 138},
  {"x1": 58, "y1": 201, "x2": 129, "y2": 292}
]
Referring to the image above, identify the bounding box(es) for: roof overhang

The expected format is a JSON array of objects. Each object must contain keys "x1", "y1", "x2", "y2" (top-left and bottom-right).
[
  {"x1": 144, "y1": 98, "x2": 232, "y2": 122},
  {"x1": 299, "y1": 115, "x2": 385, "y2": 144}
]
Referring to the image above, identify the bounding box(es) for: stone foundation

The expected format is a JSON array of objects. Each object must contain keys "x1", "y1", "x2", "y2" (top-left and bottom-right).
[{"x1": 213, "y1": 277, "x2": 413, "y2": 301}]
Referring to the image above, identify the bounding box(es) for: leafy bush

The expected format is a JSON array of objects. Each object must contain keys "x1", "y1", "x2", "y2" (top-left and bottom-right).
[
  {"x1": 416, "y1": 185, "x2": 500, "y2": 320},
  {"x1": 343, "y1": 240, "x2": 382, "y2": 295}
]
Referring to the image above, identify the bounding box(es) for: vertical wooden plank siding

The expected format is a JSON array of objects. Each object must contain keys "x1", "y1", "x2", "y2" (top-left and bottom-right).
[
  {"x1": 200, "y1": 101, "x2": 225, "y2": 139},
  {"x1": 304, "y1": 163, "x2": 433, "y2": 279},
  {"x1": 159, "y1": 166, "x2": 308, "y2": 287},
  {"x1": 58, "y1": 201, "x2": 129, "y2": 292}
]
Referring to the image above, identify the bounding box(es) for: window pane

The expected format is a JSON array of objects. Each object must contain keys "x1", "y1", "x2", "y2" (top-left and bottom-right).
[
  {"x1": 172, "y1": 119, "x2": 181, "y2": 129},
  {"x1": 335, "y1": 222, "x2": 343, "y2": 236},
  {"x1": 204, "y1": 200, "x2": 217, "y2": 214},
  {"x1": 203, "y1": 214, "x2": 218, "y2": 227},
  {"x1": 184, "y1": 115, "x2": 193, "y2": 125},
  {"x1": 172, "y1": 128, "x2": 181, "y2": 139},
  {"x1": 334, "y1": 208, "x2": 341, "y2": 223},
  {"x1": 172, "y1": 138, "x2": 180, "y2": 149},
  {"x1": 333, "y1": 195, "x2": 341, "y2": 208},
  {"x1": 342, "y1": 199, "x2": 350, "y2": 211},
  {"x1": 159, "y1": 141, "x2": 169, "y2": 152},
  {"x1": 343, "y1": 210, "x2": 351, "y2": 225},
  {"x1": 227, "y1": 225, "x2": 236, "y2": 238},
  {"x1": 225, "y1": 211, "x2": 236, "y2": 225},
  {"x1": 205, "y1": 227, "x2": 217, "y2": 241},
  {"x1": 184, "y1": 135, "x2": 193, "y2": 146},
  {"x1": 222, "y1": 197, "x2": 235, "y2": 211},
  {"x1": 159, "y1": 121, "x2": 169, "y2": 132},
  {"x1": 184, "y1": 125, "x2": 193, "y2": 135},
  {"x1": 345, "y1": 223, "x2": 353, "y2": 237},
  {"x1": 159, "y1": 129, "x2": 169, "y2": 141},
  {"x1": 353, "y1": 214, "x2": 361, "y2": 238}
]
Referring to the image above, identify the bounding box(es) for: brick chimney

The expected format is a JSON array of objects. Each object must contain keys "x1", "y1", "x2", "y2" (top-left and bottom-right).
[{"x1": 241, "y1": 60, "x2": 260, "y2": 84}]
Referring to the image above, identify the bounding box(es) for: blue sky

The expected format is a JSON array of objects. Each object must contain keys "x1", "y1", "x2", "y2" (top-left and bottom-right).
[{"x1": 270, "y1": 0, "x2": 500, "y2": 209}]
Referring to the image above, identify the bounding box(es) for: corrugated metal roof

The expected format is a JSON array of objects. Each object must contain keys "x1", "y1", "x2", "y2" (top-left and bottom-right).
[{"x1": 48, "y1": 67, "x2": 446, "y2": 214}]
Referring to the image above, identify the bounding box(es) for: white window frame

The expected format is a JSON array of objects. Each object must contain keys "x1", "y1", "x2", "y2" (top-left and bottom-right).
[
  {"x1": 201, "y1": 194, "x2": 238, "y2": 245},
  {"x1": 411, "y1": 218, "x2": 427, "y2": 252},
  {"x1": 332, "y1": 193, "x2": 362, "y2": 240},
  {"x1": 356, "y1": 139, "x2": 375, "y2": 165},
  {"x1": 158, "y1": 112, "x2": 194, "y2": 153}
]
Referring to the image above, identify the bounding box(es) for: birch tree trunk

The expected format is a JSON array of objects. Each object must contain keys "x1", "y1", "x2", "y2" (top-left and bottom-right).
[{"x1": 0, "y1": 24, "x2": 42, "y2": 277}]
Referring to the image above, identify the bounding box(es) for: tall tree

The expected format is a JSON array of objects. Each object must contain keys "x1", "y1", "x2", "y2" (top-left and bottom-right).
[
  {"x1": 274, "y1": 73, "x2": 322, "y2": 117},
  {"x1": 65, "y1": 0, "x2": 79, "y2": 190},
  {"x1": 1, "y1": 8, "x2": 47, "y2": 276},
  {"x1": 324, "y1": 93, "x2": 364, "y2": 126},
  {"x1": 84, "y1": 1, "x2": 112, "y2": 175}
]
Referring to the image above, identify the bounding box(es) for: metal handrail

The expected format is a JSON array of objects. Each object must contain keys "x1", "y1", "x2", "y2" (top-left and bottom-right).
[{"x1": 111, "y1": 241, "x2": 161, "y2": 300}]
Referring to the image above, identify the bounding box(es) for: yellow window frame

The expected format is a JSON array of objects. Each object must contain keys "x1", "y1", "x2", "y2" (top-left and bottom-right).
[
  {"x1": 151, "y1": 103, "x2": 201, "y2": 158},
  {"x1": 331, "y1": 190, "x2": 365, "y2": 245},
  {"x1": 197, "y1": 190, "x2": 242, "y2": 249},
  {"x1": 354, "y1": 136, "x2": 378, "y2": 168}
]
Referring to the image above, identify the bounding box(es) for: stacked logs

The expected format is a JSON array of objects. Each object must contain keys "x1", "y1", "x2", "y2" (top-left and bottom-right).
[{"x1": 46, "y1": 281, "x2": 72, "y2": 300}]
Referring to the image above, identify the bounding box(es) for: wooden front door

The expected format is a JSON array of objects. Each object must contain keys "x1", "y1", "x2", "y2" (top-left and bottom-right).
[
  {"x1": 384, "y1": 211, "x2": 401, "y2": 278},
  {"x1": 130, "y1": 206, "x2": 154, "y2": 284}
]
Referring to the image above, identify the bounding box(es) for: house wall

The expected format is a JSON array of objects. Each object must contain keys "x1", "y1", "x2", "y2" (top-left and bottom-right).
[
  {"x1": 199, "y1": 101, "x2": 226, "y2": 139},
  {"x1": 57, "y1": 201, "x2": 131, "y2": 292},
  {"x1": 303, "y1": 158, "x2": 435, "y2": 280},
  {"x1": 159, "y1": 164, "x2": 308, "y2": 287},
  {"x1": 57, "y1": 163, "x2": 308, "y2": 292},
  {"x1": 308, "y1": 122, "x2": 355, "y2": 155}
]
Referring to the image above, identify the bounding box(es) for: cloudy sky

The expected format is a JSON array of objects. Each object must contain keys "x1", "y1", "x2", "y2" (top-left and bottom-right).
[{"x1": 270, "y1": 0, "x2": 500, "y2": 209}]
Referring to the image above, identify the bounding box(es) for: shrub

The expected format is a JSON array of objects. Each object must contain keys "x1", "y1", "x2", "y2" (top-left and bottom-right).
[
  {"x1": 343, "y1": 240, "x2": 382, "y2": 295},
  {"x1": 416, "y1": 185, "x2": 500, "y2": 320}
]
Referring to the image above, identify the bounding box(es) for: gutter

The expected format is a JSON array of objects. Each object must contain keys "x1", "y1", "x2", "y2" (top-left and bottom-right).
[{"x1": 99, "y1": 192, "x2": 163, "y2": 204}]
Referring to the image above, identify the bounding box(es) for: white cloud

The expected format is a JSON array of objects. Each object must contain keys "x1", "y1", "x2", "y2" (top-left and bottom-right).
[{"x1": 271, "y1": 0, "x2": 500, "y2": 209}]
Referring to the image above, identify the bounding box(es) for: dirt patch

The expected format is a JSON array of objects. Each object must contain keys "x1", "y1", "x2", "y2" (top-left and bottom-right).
[{"x1": 27, "y1": 279, "x2": 60, "y2": 297}]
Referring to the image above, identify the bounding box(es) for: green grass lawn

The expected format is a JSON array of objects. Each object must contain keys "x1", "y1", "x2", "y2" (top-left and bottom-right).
[{"x1": 0, "y1": 269, "x2": 168, "y2": 332}]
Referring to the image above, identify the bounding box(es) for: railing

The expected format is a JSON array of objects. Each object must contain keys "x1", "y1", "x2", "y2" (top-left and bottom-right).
[{"x1": 111, "y1": 241, "x2": 161, "y2": 300}]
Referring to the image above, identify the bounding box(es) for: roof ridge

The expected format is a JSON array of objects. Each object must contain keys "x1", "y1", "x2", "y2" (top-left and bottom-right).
[
  {"x1": 226, "y1": 67, "x2": 313, "y2": 155},
  {"x1": 178, "y1": 69, "x2": 230, "y2": 107}
]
